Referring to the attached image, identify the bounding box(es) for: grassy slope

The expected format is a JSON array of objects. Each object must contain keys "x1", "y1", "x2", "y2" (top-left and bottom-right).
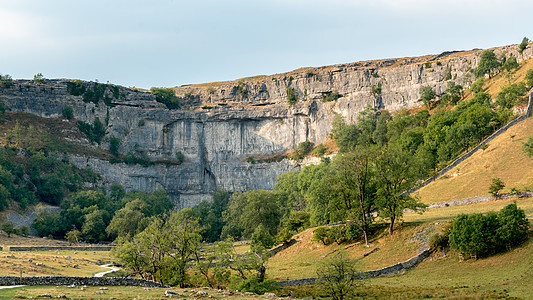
[{"x1": 414, "y1": 116, "x2": 533, "y2": 204}]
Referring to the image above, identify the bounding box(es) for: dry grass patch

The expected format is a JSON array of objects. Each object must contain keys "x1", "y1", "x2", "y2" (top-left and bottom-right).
[
  {"x1": 267, "y1": 224, "x2": 422, "y2": 281},
  {"x1": 0, "y1": 250, "x2": 113, "y2": 277},
  {"x1": 415, "y1": 117, "x2": 533, "y2": 204}
]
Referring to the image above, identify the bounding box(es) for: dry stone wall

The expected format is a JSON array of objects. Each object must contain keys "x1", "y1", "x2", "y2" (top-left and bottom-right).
[
  {"x1": 0, "y1": 276, "x2": 166, "y2": 287},
  {"x1": 8, "y1": 246, "x2": 114, "y2": 251}
]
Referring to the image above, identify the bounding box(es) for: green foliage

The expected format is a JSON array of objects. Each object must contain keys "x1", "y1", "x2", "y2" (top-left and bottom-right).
[
  {"x1": 233, "y1": 81, "x2": 248, "y2": 97},
  {"x1": 322, "y1": 91, "x2": 341, "y2": 102},
  {"x1": 419, "y1": 86, "x2": 437, "y2": 109},
  {"x1": 222, "y1": 190, "x2": 281, "y2": 240},
  {"x1": 65, "y1": 229, "x2": 82, "y2": 244},
  {"x1": 150, "y1": 87, "x2": 179, "y2": 109},
  {"x1": 503, "y1": 56, "x2": 519, "y2": 72},
  {"x1": 109, "y1": 136, "x2": 121, "y2": 157},
  {"x1": 444, "y1": 66, "x2": 452, "y2": 81},
  {"x1": 286, "y1": 87, "x2": 298, "y2": 105},
  {"x1": 0, "y1": 74, "x2": 14, "y2": 88},
  {"x1": 525, "y1": 69, "x2": 533, "y2": 88},
  {"x1": 470, "y1": 78, "x2": 485, "y2": 94},
  {"x1": 83, "y1": 82, "x2": 113, "y2": 106},
  {"x1": 489, "y1": 177, "x2": 505, "y2": 198},
  {"x1": 1, "y1": 222, "x2": 16, "y2": 237},
  {"x1": 62, "y1": 106, "x2": 74, "y2": 119},
  {"x1": 370, "y1": 83, "x2": 382, "y2": 97},
  {"x1": 518, "y1": 37, "x2": 529, "y2": 53},
  {"x1": 251, "y1": 224, "x2": 275, "y2": 251},
  {"x1": 449, "y1": 203, "x2": 529, "y2": 259},
  {"x1": 474, "y1": 50, "x2": 500, "y2": 78},
  {"x1": 78, "y1": 118, "x2": 106, "y2": 144},
  {"x1": 496, "y1": 82, "x2": 528, "y2": 108},
  {"x1": 115, "y1": 210, "x2": 202, "y2": 286},
  {"x1": 290, "y1": 140, "x2": 313, "y2": 160},
  {"x1": 122, "y1": 150, "x2": 153, "y2": 166},
  {"x1": 522, "y1": 136, "x2": 533, "y2": 157},
  {"x1": 441, "y1": 82, "x2": 463, "y2": 105},
  {"x1": 31, "y1": 206, "x2": 63, "y2": 237},
  {"x1": 137, "y1": 119, "x2": 145, "y2": 127},
  {"x1": 33, "y1": 73, "x2": 46, "y2": 84},
  {"x1": 316, "y1": 250, "x2": 361, "y2": 300},
  {"x1": 175, "y1": 151, "x2": 185, "y2": 164},
  {"x1": 66, "y1": 80, "x2": 86, "y2": 96},
  {"x1": 311, "y1": 144, "x2": 327, "y2": 157},
  {"x1": 189, "y1": 189, "x2": 230, "y2": 242}
]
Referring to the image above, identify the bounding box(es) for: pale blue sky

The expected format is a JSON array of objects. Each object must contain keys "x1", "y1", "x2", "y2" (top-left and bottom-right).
[{"x1": 0, "y1": 0, "x2": 531, "y2": 89}]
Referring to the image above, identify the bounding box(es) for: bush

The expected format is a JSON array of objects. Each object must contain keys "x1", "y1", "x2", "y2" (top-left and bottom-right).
[
  {"x1": 519, "y1": 37, "x2": 529, "y2": 53},
  {"x1": 137, "y1": 119, "x2": 145, "y2": 127},
  {"x1": 176, "y1": 151, "x2": 185, "y2": 164},
  {"x1": 286, "y1": 87, "x2": 298, "y2": 105},
  {"x1": 322, "y1": 91, "x2": 341, "y2": 102},
  {"x1": 1, "y1": 222, "x2": 16, "y2": 237},
  {"x1": 448, "y1": 204, "x2": 529, "y2": 259},
  {"x1": 33, "y1": 73, "x2": 46, "y2": 84},
  {"x1": 489, "y1": 177, "x2": 505, "y2": 198},
  {"x1": 109, "y1": 136, "x2": 121, "y2": 157},
  {"x1": 66, "y1": 80, "x2": 86, "y2": 96},
  {"x1": 62, "y1": 106, "x2": 74, "y2": 119},
  {"x1": 291, "y1": 141, "x2": 313, "y2": 160},
  {"x1": 0, "y1": 74, "x2": 13, "y2": 88},
  {"x1": 231, "y1": 276, "x2": 279, "y2": 295},
  {"x1": 313, "y1": 227, "x2": 331, "y2": 245},
  {"x1": 525, "y1": 69, "x2": 533, "y2": 89},
  {"x1": 503, "y1": 56, "x2": 519, "y2": 72},
  {"x1": 78, "y1": 118, "x2": 106, "y2": 144},
  {"x1": 150, "y1": 87, "x2": 179, "y2": 109}
]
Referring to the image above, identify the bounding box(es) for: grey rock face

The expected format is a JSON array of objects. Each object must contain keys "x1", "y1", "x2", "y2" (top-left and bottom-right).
[{"x1": 1, "y1": 45, "x2": 531, "y2": 208}]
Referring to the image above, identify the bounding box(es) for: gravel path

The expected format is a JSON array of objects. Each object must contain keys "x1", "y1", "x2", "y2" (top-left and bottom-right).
[{"x1": 94, "y1": 264, "x2": 120, "y2": 277}]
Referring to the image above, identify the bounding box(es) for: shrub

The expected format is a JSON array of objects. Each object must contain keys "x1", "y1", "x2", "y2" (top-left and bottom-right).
[
  {"x1": 519, "y1": 37, "x2": 529, "y2": 53},
  {"x1": 233, "y1": 81, "x2": 248, "y2": 97},
  {"x1": 316, "y1": 250, "x2": 361, "y2": 300},
  {"x1": 62, "y1": 106, "x2": 74, "y2": 119},
  {"x1": 489, "y1": 177, "x2": 505, "y2": 198},
  {"x1": 150, "y1": 87, "x2": 179, "y2": 109},
  {"x1": 137, "y1": 119, "x2": 145, "y2": 127},
  {"x1": 0, "y1": 74, "x2": 13, "y2": 88},
  {"x1": 16, "y1": 225, "x2": 29, "y2": 236},
  {"x1": 1, "y1": 222, "x2": 16, "y2": 237},
  {"x1": 286, "y1": 87, "x2": 298, "y2": 105},
  {"x1": 109, "y1": 136, "x2": 121, "y2": 157},
  {"x1": 525, "y1": 69, "x2": 533, "y2": 88},
  {"x1": 290, "y1": 141, "x2": 313, "y2": 160},
  {"x1": 66, "y1": 80, "x2": 86, "y2": 96},
  {"x1": 33, "y1": 73, "x2": 46, "y2": 84},
  {"x1": 322, "y1": 91, "x2": 341, "y2": 102},
  {"x1": 496, "y1": 82, "x2": 528, "y2": 108},
  {"x1": 175, "y1": 151, "x2": 185, "y2": 164},
  {"x1": 78, "y1": 118, "x2": 106, "y2": 144},
  {"x1": 470, "y1": 78, "x2": 485, "y2": 94},
  {"x1": 311, "y1": 144, "x2": 327, "y2": 157},
  {"x1": 474, "y1": 50, "x2": 500, "y2": 78},
  {"x1": 313, "y1": 227, "x2": 331, "y2": 245},
  {"x1": 448, "y1": 204, "x2": 529, "y2": 259},
  {"x1": 503, "y1": 56, "x2": 519, "y2": 72}
]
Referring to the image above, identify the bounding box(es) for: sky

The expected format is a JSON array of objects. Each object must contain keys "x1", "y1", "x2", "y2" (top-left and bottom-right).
[{"x1": 0, "y1": 0, "x2": 532, "y2": 89}]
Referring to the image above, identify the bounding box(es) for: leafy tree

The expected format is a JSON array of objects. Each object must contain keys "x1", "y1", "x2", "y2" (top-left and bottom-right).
[
  {"x1": 109, "y1": 136, "x2": 121, "y2": 157},
  {"x1": 525, "y1": 69, "x2": 533, "y2": 88},
  {"x1": 419, "y1": 86, "x2": 437, "y2": 110},
  {"x1": 519, "y1": 37, "x2": 529, "y2": 53},
  {"x1": 62, "y1": 106, "x2": 74, "y2": 119},
  {"x1": 175, "y1": 151, "x2": 185, "y2": 164},
  {"x1": 66, "y1": 80, "x2": 86, "y2": 96},
  {"x1": 474, "y1": 50, "x2": 500, "y2": 78},
  {"x1": 291, "y1": 141, "x2": 313, "y2": 160},
  {"x1": 81, "y1": 207, "x2": 108, "y2": 242},
  {"x1": 106, "y1": 200, "x2": 147, "y2": 239},
  {"x1": 496, "y1": 82, "x2": 528, "y2": 109},
  {"x1": 251, "y1": 224, "x2": 276, "y2": 251},
  {"x1": 331, "y1": 114, "x2": 359, "y2": 152},
  {"x1": 0, "y1": 184, "x2": 9, "y2": 211},
  {"x1": 497, "y1": 203, "x2": 529, "y2": 249},
  {"x1": 65, "y1": 228, "x2": 82, "y2": 245},
  {"x1": 190, "y1": 189, "x2": 230, "y2": 242},
  {"x1": 31, "y1": 206, "x2": 63, "y2": 237},
  {"x1": 36, "y1": 173, "x2": 64, "y2": 205},
  {"x1": 470, "y1": 78, "x2": 485, "y2": 94},
  {"x1": 489, "y1": 177, "x2": 505, "y2": 198},
  {"x1": 375, "y1": 146, "x2": 426, "y2": 235},
  {"x1": 0, "y1": 74, "x2": 13, "y2": 88},
  {"x1": 115, "y1": 209, "x2": 202, "y2": 286},
  {"x1": 441, "y1": 81, "x2": 463, "y2": 105},
  {"x1": 1, "y1": 222, "x2": 16, "y2": 237},
  {"x1": 316, "y1": 250, "x2": 360, "y2": 300},
  {"x1": 503, "y1": 56, "x2": 519, "y2": 72}
]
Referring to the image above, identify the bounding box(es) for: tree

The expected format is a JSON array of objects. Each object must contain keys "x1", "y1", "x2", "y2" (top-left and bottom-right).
[
  {"x1": 503, "y1": 56, "x2": 519, "y2": 72},
  {"x1": 489, "y1": 178, "x2": 505, "y2": 198},
  {"x1": 497, "y1": 203, "x2": 529, "y2": 249},
  {"x1": 419, "y1": 86, "x2": 437, "y2": 110},
  {"x1": 375, "y1": 146, "x2": 426, "y2": 235},
  {"x1": 65, "y1": 229, "x2": 82, "y2": 245},
  {"x1": 115, "y1": 209, "x2": 202, "y2": 286},
  {"x1": 109, "y1": 136, "x2": 120, "y2": 157},
  {"x1": 519, "y1": 37, "x2": 529, "y2": 53},
  {"x1": 441, "y1": 81, "x2": 463, "y2": 105},
  {"x1": 316, "y1": 250, "x2": 360, "y2": 300},
  {"x1": 62, "y1": 106, "x2": 74, "y2": 119},
  {"x1": 474, "y1": 50, "x2": 500, "y2": 78},
  {"x1": 81, "y1": 207, "x2": 108, "y2": 242},
  {"x1": 150, "y1": 87, "x2": 179, "y2": 109},
  {"x1": 286, "y1": 87, "x2": 298, "y2": 105},
  {"x1": 1, "y1": 222, "x2": 16, "y2": 237},
  {"x1": 33, "y1": 73, "x2": 46, "y2": 84},
  {"x1": 330, "y1": 146, "x2": 378, "y2": 246}
]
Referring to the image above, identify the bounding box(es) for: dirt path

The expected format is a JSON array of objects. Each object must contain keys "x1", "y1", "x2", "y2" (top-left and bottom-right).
[{"x1": 94, "y1": 264, "x2": 120, "y2": 277}]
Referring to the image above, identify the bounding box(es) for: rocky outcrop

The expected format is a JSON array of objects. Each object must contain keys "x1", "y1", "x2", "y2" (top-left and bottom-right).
[{"x1": 1, "y1": 44, "x2": 531, "y2": 207}]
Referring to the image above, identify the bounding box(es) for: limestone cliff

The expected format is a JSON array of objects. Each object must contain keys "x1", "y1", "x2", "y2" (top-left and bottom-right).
[{"x1": 1, "y1": 44, "x2": 531, "y2": 208}]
